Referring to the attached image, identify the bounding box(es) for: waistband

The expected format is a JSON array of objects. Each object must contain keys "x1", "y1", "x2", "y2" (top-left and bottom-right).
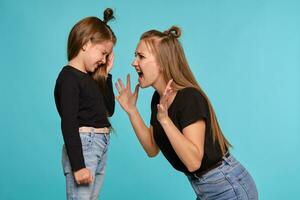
[
  {"x1": 193, "y1": 151, "x2": 230, "y2": 178},
  {"x1": 79, "y1": 126, "x2": 110, "y2": 134}
]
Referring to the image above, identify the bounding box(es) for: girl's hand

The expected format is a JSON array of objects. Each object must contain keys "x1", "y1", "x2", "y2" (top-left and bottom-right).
[
  {"x1": 106, "y1": 52, "x2": 114, "y2": 75},
  {"x1": 157, "y1": 79, "x2": 173, "y2": 123},
  {"x1": 74, "y1": 168, "x2": 93, "y2": 185},
  {"x1": 115, "y1": 74, "x2": 139, "y2": 114}
]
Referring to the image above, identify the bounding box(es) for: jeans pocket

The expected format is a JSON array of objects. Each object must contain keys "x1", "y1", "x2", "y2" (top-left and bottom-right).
[
  {"x1": 94, "y1": 134, "x2": 110, "y2": 151},
  {"x1": 236, "y1": 169, "x2": 258, "y2": 200},
  {"x1": 103, "y1": 134, "x2": 110, "y2": 145},
  {"x1": 80, "y1": 134, "x2": 92, "y2": 152},
  {"x1": 200, "y1": 169, "x2": 226, "y2": 184},
  {"x1": 192, "y1": 171, "x2": 238, "y2": 200}
]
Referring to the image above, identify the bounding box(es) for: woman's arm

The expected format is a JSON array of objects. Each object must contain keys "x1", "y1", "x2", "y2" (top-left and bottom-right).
[
  {"x1": 157, "y1": 81, "x2": 205, "y2": 172},
  {"x1": 128, "y1": 109, "x2": 159, "y2": 157},
  {"x1": 160, "y1": 118, "x2": 205, "y2": 172},
  {"x1": 115, "y1": 74, "x2": 160, "y2": 157}
]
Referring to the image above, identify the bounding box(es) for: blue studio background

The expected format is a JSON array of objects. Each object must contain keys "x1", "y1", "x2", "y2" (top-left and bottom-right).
[{"x1": 1, "y1": 0, "x2": 299, "y2": 199}]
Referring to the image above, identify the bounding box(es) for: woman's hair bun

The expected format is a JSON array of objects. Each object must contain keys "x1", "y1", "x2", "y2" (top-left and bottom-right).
[
  {"x1": 103, "y1": 8, "x2": 115, "y2": 23},
  {"x1": 164, "y1": 26, "x2": 181, "y2": 38}
]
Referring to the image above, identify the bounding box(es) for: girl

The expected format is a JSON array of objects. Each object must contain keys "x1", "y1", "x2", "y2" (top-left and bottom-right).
[
  {"x1": 115, "y1": 26, "x2": 258, "y2": 200},
  {"x1": 54, "y1": 8, "x2": 116, "y2": 200}
]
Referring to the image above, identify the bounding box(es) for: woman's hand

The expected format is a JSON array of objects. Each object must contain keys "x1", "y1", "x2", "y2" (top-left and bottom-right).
[
  {"x1": 115, "y1": 74, "x2": 139, "y2": 114},
  {"x1": 74, "y1": 168, "x2": 93, "y2": 185},
  {"x1": 157, "y1": 80, "x2": 173, "y2": 123}
]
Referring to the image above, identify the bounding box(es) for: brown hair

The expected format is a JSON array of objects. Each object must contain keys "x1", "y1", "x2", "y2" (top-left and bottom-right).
[
  {"x1": 67, "y1": 8, "x2": 116, "y2": 61},
  {"x1": 67, "y1": 8, "x2": 116, "y2": 119},
  {"x1": 140, "y1": 26, "x2": 231, "y2": 154}
]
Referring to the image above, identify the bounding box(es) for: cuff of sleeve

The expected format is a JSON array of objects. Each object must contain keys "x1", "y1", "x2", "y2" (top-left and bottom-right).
[
  {"x1": 65, "y1": 145, "x2": 86, "y2": 172},
  {"x1": 180, "y1": 115, "x2": 207, "y2": 130}
]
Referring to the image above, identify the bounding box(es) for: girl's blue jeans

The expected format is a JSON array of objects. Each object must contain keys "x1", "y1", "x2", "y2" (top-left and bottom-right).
[{"x1": 62, "y1": 132, "x2": 110, "y2": 200}]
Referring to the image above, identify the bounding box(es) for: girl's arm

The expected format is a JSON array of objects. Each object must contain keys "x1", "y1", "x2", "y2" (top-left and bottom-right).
[
  {"x1": 103, "y1": 52, "x2": 115, "y2": 116},
  {"x1": 115, "y1": 74, "x2": 160, "y2": 157},
  {"x1": 58, "y1": 75, "x2": 93, "y2": 184},
  {"x1": 103, "y1": 74, "x2": 115, "y2": 117}
]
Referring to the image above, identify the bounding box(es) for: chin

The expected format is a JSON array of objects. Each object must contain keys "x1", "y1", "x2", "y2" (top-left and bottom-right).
[{"x1": 139, "y1": 83, "x2": 151, "y2": 89}]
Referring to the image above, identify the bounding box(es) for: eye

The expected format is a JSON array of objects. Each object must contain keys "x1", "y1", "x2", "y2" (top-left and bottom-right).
[
  {"x1": 102, "y1": 52, "x2": 109, "y2": 59},
  {"x1": 137, "y1": 53, "x2": 145, "y2": 59}
]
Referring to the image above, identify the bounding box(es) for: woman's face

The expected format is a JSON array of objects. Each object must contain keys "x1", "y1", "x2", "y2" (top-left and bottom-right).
[
  {"x1": 83, "y1": 40, "x2": 113, "y2": 73},
  {"x1": 131, "y1": 40, "x2": 163, "y2": 88}
]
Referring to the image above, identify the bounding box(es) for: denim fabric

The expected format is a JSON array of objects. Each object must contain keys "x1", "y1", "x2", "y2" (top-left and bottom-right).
[
  {"x1": 62, "y1": 132, "x2": 110, "y2": 200},
  {"x1": 187, "y1": 154, "x2": 258, "y2": 200}
]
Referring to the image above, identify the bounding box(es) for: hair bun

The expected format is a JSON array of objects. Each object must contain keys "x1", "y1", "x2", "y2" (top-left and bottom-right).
[
  {"x1": 103, "y1": 8, "x2": 115, "y2": 23},
  {"x1": 164, "y1": 26, "x2": 181, "y2": 38}
]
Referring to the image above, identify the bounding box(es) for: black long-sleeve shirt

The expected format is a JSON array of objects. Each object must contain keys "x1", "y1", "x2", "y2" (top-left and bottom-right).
[{"x1": 54, "y1": 65, "x2": 115, "y2": 171}]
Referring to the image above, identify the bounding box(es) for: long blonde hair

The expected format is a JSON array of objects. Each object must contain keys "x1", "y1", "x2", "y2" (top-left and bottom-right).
[{"x1": 140, "y1": 26, "x2": 231, "y2": 154}]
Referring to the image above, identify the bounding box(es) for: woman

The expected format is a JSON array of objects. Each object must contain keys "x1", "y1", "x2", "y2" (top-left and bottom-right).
[{"x1": 115, "y1": 26, "x2": 258, "y2": 199}]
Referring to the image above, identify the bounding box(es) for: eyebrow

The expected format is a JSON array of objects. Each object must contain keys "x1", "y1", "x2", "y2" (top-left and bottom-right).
[{"x1": 135, "y1": 51, "x2": 145, "y2": 56}]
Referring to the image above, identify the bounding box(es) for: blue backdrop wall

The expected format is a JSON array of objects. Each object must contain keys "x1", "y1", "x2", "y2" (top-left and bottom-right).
[{"x1": 1, "y1": 0, "x2": 299, "y2": 199}]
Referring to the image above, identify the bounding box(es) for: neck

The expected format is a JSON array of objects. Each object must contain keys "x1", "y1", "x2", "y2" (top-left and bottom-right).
[
  {"x1": 153, "y1": 77, "x2": 177, "y2": 107},
  {"x1": 68, "y1": 56, "x2": 87, "y2": 73},
  {"x1": 152, "y1": 76, "x2": 167, "y2": 96}
]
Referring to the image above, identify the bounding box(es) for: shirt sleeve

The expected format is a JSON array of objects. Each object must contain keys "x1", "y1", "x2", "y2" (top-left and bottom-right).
[
  {"x1": 59, "y1": 75, "x2": 85, "y2": 172},
  {"x1": 103, "y1": 74, "x2": 115, "y2": 117},
  {"x1": 178, "y1": 88, "x2": 209, "y2": 130}
]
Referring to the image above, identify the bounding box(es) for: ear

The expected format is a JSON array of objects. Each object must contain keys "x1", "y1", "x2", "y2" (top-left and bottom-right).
[
  {"x1": 82, "y1": 43, "x2": 88, "y2": 51},
  {"x1": 82, "y1": 40, "x2": 91, "y2": 51},
  {"x1": 159, "y1": 66, "x2": 164, "y2": 72}
]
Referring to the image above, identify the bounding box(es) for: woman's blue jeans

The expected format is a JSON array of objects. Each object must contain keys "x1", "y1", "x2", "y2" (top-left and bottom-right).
[{"x1": 187, "y1": 154, "x2": 258, "y2": 200}]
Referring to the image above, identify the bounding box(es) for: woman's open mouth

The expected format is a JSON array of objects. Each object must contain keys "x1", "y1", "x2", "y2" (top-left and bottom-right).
[
  {"x1": 137, "y1": 71, "x2": 143, "y2": 77},
  {"x1": 137, "y1": 70, "x2": 144, "y2": 83}
]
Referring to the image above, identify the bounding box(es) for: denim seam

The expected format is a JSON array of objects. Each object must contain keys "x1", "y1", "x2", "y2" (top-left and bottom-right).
[{"x1": 220, "y1": 170, "x2": 241, "y2": 200}]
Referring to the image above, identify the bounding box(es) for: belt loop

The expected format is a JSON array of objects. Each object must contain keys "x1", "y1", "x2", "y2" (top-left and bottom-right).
[
  {"x1": 222, "y1": 152, "x2": 231, "y2": 166},
  {"x1": 104, "y1": 133, "x2": 109, "y2": 142}
]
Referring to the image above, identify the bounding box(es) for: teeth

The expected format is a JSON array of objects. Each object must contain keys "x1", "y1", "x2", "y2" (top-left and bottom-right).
[{"x1": 136, "y1": 70, "x2": 143, "y2": 76}]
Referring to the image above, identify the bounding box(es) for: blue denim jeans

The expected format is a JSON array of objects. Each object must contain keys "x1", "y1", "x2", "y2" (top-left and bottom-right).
[
  {"x1": 187, "y1": 154, "x2": 258, "y2": 200},
  {"x1": 62, "y1": 132, "x2": 110, "y2": 200}
]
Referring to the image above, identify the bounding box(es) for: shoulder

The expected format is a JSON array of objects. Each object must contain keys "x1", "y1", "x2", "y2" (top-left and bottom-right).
[
  {"x1": 180, "y1": 87, "x2": 199, "y2": 94},
  {"x1": 179, "y1": 87, "x2": 205, "y2": 102},
  {"x1": 55, "y1": 67, "x2": 83, "y2": 92},
  {"x1": 176, "y1": 87, "x2": 209, "y2": 113},
  {"x1": 57, "y1": 66, "x2": 81, "y2": 84}
]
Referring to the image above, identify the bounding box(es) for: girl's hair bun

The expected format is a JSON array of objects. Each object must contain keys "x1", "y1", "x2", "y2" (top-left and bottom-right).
[{"x1": 103, "y1": 8, "x2": 115, "y2": 23}]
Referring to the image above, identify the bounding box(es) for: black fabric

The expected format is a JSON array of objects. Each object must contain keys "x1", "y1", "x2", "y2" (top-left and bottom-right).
[
  {"x1": 150, "y1": 87, "x2": 223, "y2": 174},
  {"x1": 54, "y1": 65, "x2": 115, "y2": 171}
]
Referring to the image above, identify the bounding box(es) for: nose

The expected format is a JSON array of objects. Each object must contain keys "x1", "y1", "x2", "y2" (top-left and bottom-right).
[{"x1": 131, "y1": 58, "x2": 138, "y2": 67}]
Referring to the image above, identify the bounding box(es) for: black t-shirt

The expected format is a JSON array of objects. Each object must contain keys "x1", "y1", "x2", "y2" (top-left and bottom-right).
[
  {"x1": 54, "y1": 65, "x2": 115, "y2": 171},
  {"x1": 150, "y1": 87, "x2": 223, "y2": 174}
]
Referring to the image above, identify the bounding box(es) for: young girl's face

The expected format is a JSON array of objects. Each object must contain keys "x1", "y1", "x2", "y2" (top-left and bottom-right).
[
  {"x1": 83, "y1": 40, "x2": 114, "y2": 73},
  {"x1": 132, "y1": 40, "x2": 163, "y2": 88}
]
